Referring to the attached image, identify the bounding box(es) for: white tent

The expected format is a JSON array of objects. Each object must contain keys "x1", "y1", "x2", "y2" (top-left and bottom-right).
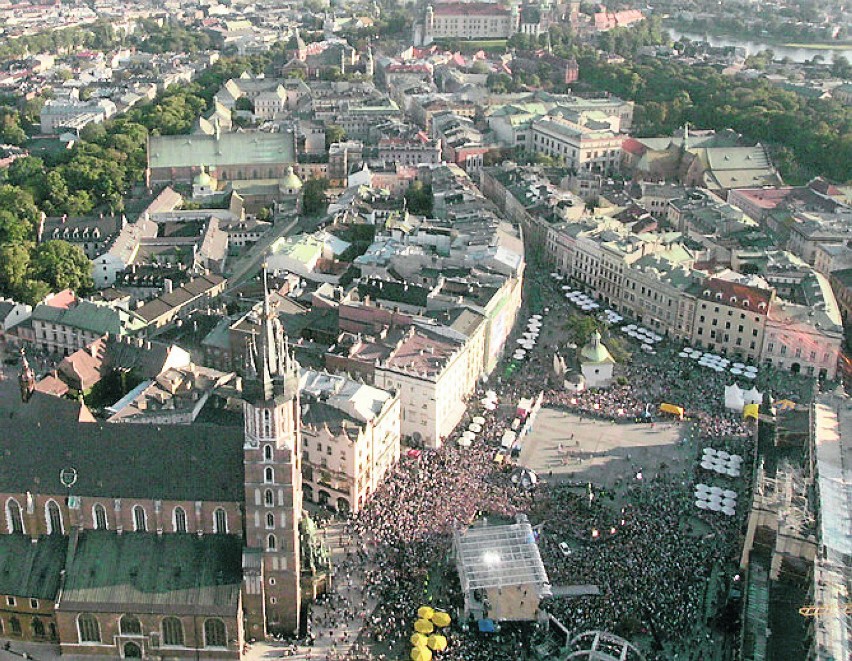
[
  {"x1": 724, "y1": 384, "x2": 746, "y2": 412},
  {"x1": 744, "y1": 387, "x2": 763, "y2": 405}
]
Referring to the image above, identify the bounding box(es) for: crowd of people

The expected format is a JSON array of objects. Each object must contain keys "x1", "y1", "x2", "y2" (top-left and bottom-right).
[{"x1": 295, "y1": 269, "x2": 816, "y2": 660}]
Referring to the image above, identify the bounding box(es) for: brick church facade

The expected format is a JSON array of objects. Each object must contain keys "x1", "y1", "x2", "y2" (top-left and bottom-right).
[{"x1": 0, "y1": 276, "x2": 329, "y2": 658}]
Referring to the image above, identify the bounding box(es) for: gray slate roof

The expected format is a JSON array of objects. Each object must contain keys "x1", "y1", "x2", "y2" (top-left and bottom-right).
[{"x1": 0, "y1": 392, "x2": 244, "y2": 502}]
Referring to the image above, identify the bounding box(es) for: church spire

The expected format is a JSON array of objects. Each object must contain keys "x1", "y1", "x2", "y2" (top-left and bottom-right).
[
  {"x1": 243, "y1": 264, "x2": 298, "y2": 403},
  {"x1": 18, "y1": 347, "x2": 35, "y2": 403}
]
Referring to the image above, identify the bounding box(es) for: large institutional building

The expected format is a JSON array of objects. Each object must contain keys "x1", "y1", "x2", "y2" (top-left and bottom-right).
[{"x1": 0, "y1": 279, "x2": 330, "y2": 657}]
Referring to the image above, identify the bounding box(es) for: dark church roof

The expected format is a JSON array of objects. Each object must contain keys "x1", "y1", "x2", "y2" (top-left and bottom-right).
[
  {"x1": 59, "y1": 530, "x2": 242, "y2": 616},
  {"x1": 0, "y1": 534, "x2": 68, "y2": 600},
  {"x1": 0, "y1": 391, "x2": 244, "y2": 502}
]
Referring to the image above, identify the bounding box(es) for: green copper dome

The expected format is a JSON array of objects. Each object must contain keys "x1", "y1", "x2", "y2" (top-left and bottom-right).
[
  {"x1": 580, "y1": 330, "x2": 614, "y2": 364},
  {"x1": 280, "y1": 166, "x2": 302, "y2": 190}
]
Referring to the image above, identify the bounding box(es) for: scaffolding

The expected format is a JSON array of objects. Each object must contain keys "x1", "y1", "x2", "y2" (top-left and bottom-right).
[{"x1": 454, "y1": 515, "x2": 551, "y2": 620}]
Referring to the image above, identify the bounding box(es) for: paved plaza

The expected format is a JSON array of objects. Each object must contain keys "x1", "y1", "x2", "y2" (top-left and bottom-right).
[{"x1": 519, "y1": 407, "x2": 689, "y2": 486}]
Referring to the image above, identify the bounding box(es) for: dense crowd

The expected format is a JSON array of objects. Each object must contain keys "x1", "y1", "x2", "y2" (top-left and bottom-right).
[{"x1": 295, "y1": 270, "x2": 816, "y2": 660}]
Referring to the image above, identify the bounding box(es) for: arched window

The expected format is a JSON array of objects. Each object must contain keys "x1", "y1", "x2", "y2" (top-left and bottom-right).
[
  {"x1": 120, "y1": 614, "x2": 141, "y2": 636},
  {"x1": 10, "y1": 616, "x2": 21, "y2": 636},
  {"x1": 77, "y1": 613, "x2": 101, "y2": 643},
  {"x1": 262, "y1": 410, "x2": 272, "y2": 437},
  {"x1": 173, "y1": 507, "x2": 187, "y2": 533},
  {"x1": 93, "y1": 503, "x2": 108, "y2": 530},
  {"x1": 32, "y1": 617, "x2": 45, "y2": 638},
  {"x1": 162, "y1": 617, "x2": 184, "y2": 646},
  {"x1": 6, "y1": 498, "x2": 24, "y2": 535},
  {"x1": 266, "y1": 513, "x2": 274, "y2": 529},
  {"x1": 264, "y1": 445, "x2": 273, "y2": 461},
  {"x1": 264, "y1": 489, "x2": 274, "y2": 506},
  {"x1": 264, "y1": 467, "x2": 274, "y2": 484},
  {"x1": 203, "y1": 619, "x2": 227, "y2": 648},
  {"x1": 45, "y1": 500, "x2": 63, "y2": 535},
  {"x1": 132, "y1": 506, "x2": 147, "y2": 532},
  {"x1": 267, "y1": 533, "x2": 277, "y2": 551},
  {"x1": 213, "y1": 508, "x2": 227, "y2": 534}
]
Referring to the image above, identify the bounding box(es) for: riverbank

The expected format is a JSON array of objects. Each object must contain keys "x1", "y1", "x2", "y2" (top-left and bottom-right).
[
  {"x1": 663, "y1": 21, "x2": 851, "y2": 50},
  {"x1": 663, "y1": 25, "x2": 852, "y2": 63},
  {"x1": 782, "y1": 42, "x2": 852, "y2": 51}
]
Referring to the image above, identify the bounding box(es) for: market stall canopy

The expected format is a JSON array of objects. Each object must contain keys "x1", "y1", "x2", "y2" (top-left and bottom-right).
[
  {"x1": 410, "y1": 646, "x2": 432, "y2": 661},
  {"x1": 418, "y1": 606, "x2": 435, "y2": 620},
  {"x1": 414, "y1": 618, "x2": 434, "y2": 634},
  {"x1": 432, "y1": 611, "x2": 451, "y2": 627}
]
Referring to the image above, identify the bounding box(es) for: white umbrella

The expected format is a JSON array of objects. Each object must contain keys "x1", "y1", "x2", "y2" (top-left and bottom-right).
[
  {"x1": 722, "y1": 506, "x2": 736, "y2": 516},
  {"x1": 744, "y1": 372, "x2": 756, "y2": 379},
  {"x1": 722, "y1": 498, "x2": 737, "y2": 508},
  {"x1": 709, "y1": 486, "x2": 723, "y2": 496},
  {"x1": 472, "y1": 416, "x2": 485, "y2": 425},
  {"x1": 696, "y1": 500, "x2": 709, "y2": 509},
  {"x1": 704, "y1": 448, "x2": 717, "y2": 456},
  {"x1": 696, "y1": 483, "x2": 711, "y2": 492},
  {"x1": 727, "y1": 467, "x2": 741, "y2": 477},
  {"x1": 679, "y1": 351, "x2": 689, "y2": 358},
  {"x1": 462, "y1": 430, "x2": 476, "y2": 440},
  {"x1": 458, "y1": 436, "x2": 472, "y2": 448},
  {"x1": 745, "y1": 365, "x2": 758, "y2": 373},
  {"x1": 625, "y1": 324, "x2": 637, "y2": 331},
  {"x1": 729, "y1": 454, "x2": 743, "y2": 463},
  {"x1": 717, "y1": 450, "x2": 730, "y2": 460},
  {"x1": 733, "y1": 362, "x2": 745, "y2": 369},
  {"x1": 723, "y1": 490, "x2": 737, "y2": 499},
  {"x1": 708, "y1": 501, "x2": 722, "y2": 512},
  {"x1": 485, "y1": 390, "x2": 497, "y2": 399},
  {"x1": 562, "y1": 285, "x2": 572, "y2": 291},
  {"x1": 469, "y1": 423, "x2": 482, "y2": 433},
  {"x1": 485, "y1": 402, "x2": 497, "y2": 411},
  {"x1": 730, "y1": 368, "x2": 743, "y2": 375},
  {"x1": 531, "y1": 315, "x2": 542, "y2": 321},
  {"x1": 700, "y1": 461, "x2": 715, "y2": 471}
]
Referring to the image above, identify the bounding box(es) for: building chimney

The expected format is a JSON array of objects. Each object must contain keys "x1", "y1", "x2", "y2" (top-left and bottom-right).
[{"x1": 163, "y1": 278, "x2": 173, "y2": 294}]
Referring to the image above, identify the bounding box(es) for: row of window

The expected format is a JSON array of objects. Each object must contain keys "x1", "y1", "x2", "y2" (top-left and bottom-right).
[
  {"x1": 5, "y1": 498, "x2": 229, "y2": 536},
  {"x1": 78, "y1": 613, "x2": 227, "y2": 648},
  {"x1": 0, "y1": 615, "x2": 54, "y2": 639}
]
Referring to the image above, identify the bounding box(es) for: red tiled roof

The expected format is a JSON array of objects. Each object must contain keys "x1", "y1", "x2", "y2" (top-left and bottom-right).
[
  {"x1": 700, "y1": 278, "x2": 772, "y2": 314},
  {"x1": 730, "y1": 187, "x2": 793, "y2": 209},
  {"x1": 622, "y1": 138, "x2": 647, "y2": 156}
]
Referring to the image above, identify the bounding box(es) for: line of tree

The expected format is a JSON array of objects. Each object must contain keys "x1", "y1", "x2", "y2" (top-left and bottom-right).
[
  {"x1": 0, "y1": 52, "x2": 276, "y2": 304},
  {"x1": 575, "y1": 52, "x2": 852, "y2": 183}
]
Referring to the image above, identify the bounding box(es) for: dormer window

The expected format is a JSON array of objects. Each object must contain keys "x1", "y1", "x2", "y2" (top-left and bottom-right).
[
  {"x1": 742, "y1": 300, "x2": 750, "y2": 307},
  {"x1": 758, "y1": 302, "x2": 766, "y2": 310},
  {"x1": 730, "y1": 296, "x2": 737, "y2": 304},
  {"x1": 703, "y1": 289, "x2": 710, "y2": 297},
  {"x1": 715, "y1": 292, "x2": 723, "y2": 300}
]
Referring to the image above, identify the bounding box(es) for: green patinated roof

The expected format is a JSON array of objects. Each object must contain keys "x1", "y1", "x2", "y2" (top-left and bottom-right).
[
  {"x1": 32, "y1": 300, "x2": 145, "y2": 336},
  {"x1": 149, "y1": 132, "x2": 295, "y2": 170},
  {"x1": 580, "y1": 331, "x2": 614, "y2": 364},
  {"x1": 0, "y1": 535, "x2": 68, "y2": 600},
  {"x1": 280, "y1": 166, "x2": 302, "y2": 190},
  {"x1": 61, "y1": 530, "x2": 242, "y2": 614}
]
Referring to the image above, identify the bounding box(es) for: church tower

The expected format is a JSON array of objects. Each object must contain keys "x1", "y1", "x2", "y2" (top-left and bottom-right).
[{"x1": 241, "y1": 267, "x2": 303, "y2": 637}]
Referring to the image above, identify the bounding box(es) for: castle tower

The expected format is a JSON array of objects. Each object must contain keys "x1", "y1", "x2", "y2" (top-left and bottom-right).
[{"x1": 241, "y1": 267, "x2": 303, "y2": 637}]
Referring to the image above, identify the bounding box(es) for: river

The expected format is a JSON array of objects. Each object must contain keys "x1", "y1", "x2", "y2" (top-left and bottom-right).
[{"x1": 665, "y1": 27, "x2": 852, "y2": 64}]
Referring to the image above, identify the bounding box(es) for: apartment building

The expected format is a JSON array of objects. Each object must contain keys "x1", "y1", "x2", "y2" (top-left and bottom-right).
[
  {"x1": 689, "y1": 278, "x2": 772, "y2": 363},
  {"x1": 530, "y1": 115, "x2": 623, "y2": 174},
  {"x1": 299, "y1": 369, "x2": 400, "y2": 513}
]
